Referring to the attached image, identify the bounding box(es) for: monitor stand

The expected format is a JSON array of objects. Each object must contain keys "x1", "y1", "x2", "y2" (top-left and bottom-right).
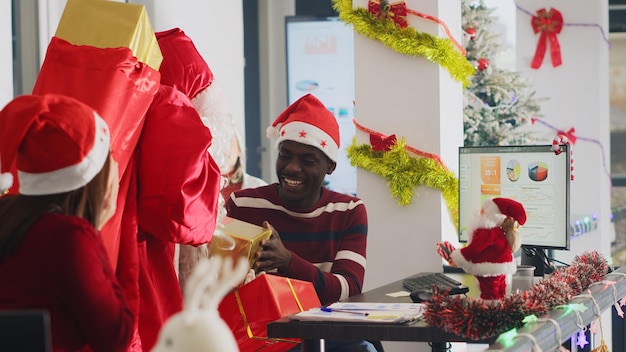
[{"x1": 520, "y1": 247, "x2": 554, "y2": 277}]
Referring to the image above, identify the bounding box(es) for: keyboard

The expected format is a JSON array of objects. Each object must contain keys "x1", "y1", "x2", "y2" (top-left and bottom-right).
[{"x1": 402, "y1": 272, "x2": 469, "y2": 296}]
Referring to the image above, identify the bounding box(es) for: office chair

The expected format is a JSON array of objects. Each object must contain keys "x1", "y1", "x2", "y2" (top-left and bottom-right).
[{"x1": 0, "y1": 309, "x2": 52, "y2": 352}]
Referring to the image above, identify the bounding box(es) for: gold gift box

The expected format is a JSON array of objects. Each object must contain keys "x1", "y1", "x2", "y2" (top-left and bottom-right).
[
  {"x1": 54, "y1": 0, "x2": 162, "y2": 70},
  {"x1": 209, "y1": 217, "x2": 272, "y2": 271}
]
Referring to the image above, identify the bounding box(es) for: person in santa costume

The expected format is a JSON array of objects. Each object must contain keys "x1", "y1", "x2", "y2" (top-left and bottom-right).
[
  {"x1": 131, "y1": 28, "x2": 223, "y2": 351},
  {"x1": 153, "y1": 28, "x2": 228, "y2": 294},
  {"x1": 0, "y1": 94, "x2": 133, "y2": 351},
  {"x1": 439, "y1": 197, "x2": 526, "y2": 300}
]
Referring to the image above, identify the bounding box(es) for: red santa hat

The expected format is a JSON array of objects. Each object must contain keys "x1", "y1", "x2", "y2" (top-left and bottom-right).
[
  {"x1": 155, "y1": 28, "x2": 213, "y2": 100},
  {"x1": 266, "y1": 94, "x2": 339, "y2": 162},
  {"x1": 156, "y1": 28, "x2": 228, "y2": 118},
  {"x1": 0, "y1": 94, "x2": 110, "y2": 195},
  {"x1": 484, "y1": 197, "x2": 527, "y2": 225}
]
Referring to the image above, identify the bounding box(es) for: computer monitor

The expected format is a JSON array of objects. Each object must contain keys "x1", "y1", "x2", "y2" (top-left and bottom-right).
[{"x1": 458, "y1": 145, "x2": 571, "y2": 252}]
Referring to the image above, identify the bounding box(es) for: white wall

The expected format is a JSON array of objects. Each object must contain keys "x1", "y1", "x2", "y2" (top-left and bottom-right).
[
  {"x1": 130, "y1": 0, "x2": 246, "y2": 133},
  {"x1": 0, "y1": 1, "x2": 13, "y2": 107},
  {"x1": 516, "y1": 0, "x2": 612, "y2": 261},
  {"x1": 516, "y1": 0, "x2": 612, "y2": 348}
]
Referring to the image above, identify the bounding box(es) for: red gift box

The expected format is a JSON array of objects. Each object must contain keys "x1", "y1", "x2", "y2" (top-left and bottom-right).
[{"x1": 218, "y1": 274, "x2": 321, "y2": 351}]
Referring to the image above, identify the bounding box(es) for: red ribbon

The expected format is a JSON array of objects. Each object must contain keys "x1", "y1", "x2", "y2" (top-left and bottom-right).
[
  {"x1": 368, "y1": 0, "x2": 408, "y2": 29},
  {"x1": 370, "y1": 133, "x2": 397, "y2": 152},
  {"x1": 530, "y1": 8, "x2": 563, "y2": 69},
  {"x1": 353, "y1": 118, "x2": 447, "y2": 168}
]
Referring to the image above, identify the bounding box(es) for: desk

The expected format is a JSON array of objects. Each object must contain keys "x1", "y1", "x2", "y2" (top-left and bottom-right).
[{"x1": 267, "y1": 273, "x2": 493, "y2": 352}]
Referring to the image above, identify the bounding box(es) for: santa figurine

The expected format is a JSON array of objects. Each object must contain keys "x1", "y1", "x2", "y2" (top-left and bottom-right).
[{"x1": 438, "y1": 197, "x2": 526, "y2": 300}]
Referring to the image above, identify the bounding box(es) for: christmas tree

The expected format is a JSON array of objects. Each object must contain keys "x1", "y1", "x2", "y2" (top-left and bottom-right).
[{"x1": 462, "y1": 0, "x2": 544, "y2": 146}]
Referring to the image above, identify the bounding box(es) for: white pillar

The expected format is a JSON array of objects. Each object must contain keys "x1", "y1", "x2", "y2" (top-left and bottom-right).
[{"x1": 352, "y1": 0, "x2": 464, "y2": 290}]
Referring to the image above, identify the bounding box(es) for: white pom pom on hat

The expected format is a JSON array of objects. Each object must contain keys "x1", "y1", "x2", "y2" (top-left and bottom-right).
[
  {"x1": 266, "y1": 94, "x2": 339, "y2": 162},
  {"x1": 0, "y1": 94, "x2": 110, "y2": 196}
]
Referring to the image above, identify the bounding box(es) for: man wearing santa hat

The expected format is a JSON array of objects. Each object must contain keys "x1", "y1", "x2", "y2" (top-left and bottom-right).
[
  {"x1": 225, "y1": 93, "x2": 378, "y2": 352},
  {"x1": 440, "y1": 197, "x2": 526, "y2": 300}
]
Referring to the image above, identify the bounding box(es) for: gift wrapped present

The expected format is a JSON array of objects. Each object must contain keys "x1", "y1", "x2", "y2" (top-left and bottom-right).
[
  {"x1": 218, "y1": 274, "x2": 321, "y2": 351},
  {"x1": 209, "y1": 217, "x2": 272, "y2": 271},
  {"x1": 32, "y1": 0, "x2": 162, "y2": 269},
  {"x1": 54, "y1": 0, "x2": 162, "y2": 70}
]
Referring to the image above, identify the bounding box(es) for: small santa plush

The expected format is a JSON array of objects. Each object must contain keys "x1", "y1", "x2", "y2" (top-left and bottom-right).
[{"x1": 438, "y1": 197, "x2": 526, "y2": 300}]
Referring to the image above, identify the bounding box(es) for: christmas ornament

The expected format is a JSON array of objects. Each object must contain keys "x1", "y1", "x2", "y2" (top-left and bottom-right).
[
  {"x1": 367, "y1": 0, "x2": 408, "y2": 28},
  {"x1": 465, "y1": 27, "x2": 477, "y2": 39},
  {"x1": 332, "y1": 0, "x2": 475, "y2": 87},
  {"x1": 551, "y1": 134, "x2": 574, "y2": 181},
  {"x1": 531, "y1": 117, "x2": 611, "y2": 188},
  {"x1": 477, "y1": 58, "x2": 489, "y2": 71},
  {"x1": 439, "y1": 198, "x2": 526, "y2": 300},
  {"x1": 530, "y1": 8, "x2": 563, "y2": 69},
  {"x1": 516, "y1": 4, "x2": 611, "y2": 47}
]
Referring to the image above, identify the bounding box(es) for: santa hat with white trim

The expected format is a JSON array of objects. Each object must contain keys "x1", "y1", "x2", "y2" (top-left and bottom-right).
[
  {"x1": 266, "y1": 94, "x2": 339, "y2": 162},
  {"x1": 483, "y1": 197, "x2": 527, "y2": 225},
  {"x1": 0, "y1": 94, "x2": 110, "y2": 195}
]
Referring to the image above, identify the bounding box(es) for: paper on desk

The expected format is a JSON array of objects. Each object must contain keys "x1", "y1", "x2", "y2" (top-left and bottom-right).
[{"x1": 289, "y1": 302, "x2": 425, "y2": 323}]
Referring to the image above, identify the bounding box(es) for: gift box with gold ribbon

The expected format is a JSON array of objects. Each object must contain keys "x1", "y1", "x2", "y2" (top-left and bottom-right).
[
  {"x1": 209, "y1": 217, "x2": 272, "y2": 272},
  {"x1": 218, "y1": 274, "x2": 321, "y2": 351},
  {"x1": 54, "y1": 0, "x2": 162, "y2": 70},
  {"x1": 32, "y1": 0, "x2": 162, "y2": 269}
]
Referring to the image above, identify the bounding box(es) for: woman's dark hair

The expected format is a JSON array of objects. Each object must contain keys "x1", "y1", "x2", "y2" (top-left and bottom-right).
[{"x1": 0, "y1": 155, "x2": 111, "y2": 260}]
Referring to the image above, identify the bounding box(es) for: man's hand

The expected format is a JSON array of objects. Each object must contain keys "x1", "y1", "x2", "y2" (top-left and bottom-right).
[{"x1": 255, "y1": 221, "x2": 292, "y2": 273}]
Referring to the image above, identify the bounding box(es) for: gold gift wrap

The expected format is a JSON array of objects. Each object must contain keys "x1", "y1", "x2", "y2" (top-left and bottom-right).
[
  {"x1": 210, "y1": 217, "x2": 272, "y2": 270},
  {"x1": 54, "y1": 0, "x2": 162, "y2": 70}
]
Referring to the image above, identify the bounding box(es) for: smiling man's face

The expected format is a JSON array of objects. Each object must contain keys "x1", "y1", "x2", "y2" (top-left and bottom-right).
[{"x1": 275, "y1": 140, "x2": 336, "y2": 210}]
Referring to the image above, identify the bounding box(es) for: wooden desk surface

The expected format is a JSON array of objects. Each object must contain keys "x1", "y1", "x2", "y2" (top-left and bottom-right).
[{"x1": 267, "y1": 273, "x2": 492, "y2": 345}]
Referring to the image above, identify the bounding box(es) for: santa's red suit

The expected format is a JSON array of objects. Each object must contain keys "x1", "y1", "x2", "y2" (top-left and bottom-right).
[
  {"x1": 449, "y1": 197, "x2": 526, "y2": 300},
  {"x1": 135, "y1": 85, "x2": 221, "y2": 350},
  {"x1": 450, "y1": 226, "x2": 516, "y2": 299}
]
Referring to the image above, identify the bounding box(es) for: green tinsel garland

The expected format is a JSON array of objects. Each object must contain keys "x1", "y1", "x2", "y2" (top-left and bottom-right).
[
  {"x1": 332, "y1": 0, "x2": 475, "y2": 88},
  {"x1": 347, "y1": 138, "x2": 459, "y2": 230}
]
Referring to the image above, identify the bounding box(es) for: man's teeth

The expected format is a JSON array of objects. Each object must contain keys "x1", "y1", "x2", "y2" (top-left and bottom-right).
[{"x1": 284, "y1": 178, "x2": 302, "y2": 186}]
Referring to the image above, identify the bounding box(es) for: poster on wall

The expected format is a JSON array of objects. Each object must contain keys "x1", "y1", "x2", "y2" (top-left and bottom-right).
[{"x1": 285, "y1": 16, "x2": 356, "y2": 196}]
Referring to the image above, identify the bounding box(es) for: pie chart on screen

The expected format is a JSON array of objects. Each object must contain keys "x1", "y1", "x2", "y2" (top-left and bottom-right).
[
  {"x1": 528, "y1": 161, "x2": 548, "y2": 182},
  {"x1": 506, "y1": 159, "x2": 520, "y2": 182}
]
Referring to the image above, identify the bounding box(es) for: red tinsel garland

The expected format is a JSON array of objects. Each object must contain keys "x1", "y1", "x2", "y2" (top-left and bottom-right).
[{"x1": 422, "y1": 251, "x2": 609, "y2": 340}]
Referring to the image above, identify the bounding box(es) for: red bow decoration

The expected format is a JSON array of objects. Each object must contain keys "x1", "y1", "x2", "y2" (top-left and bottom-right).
[
  {"x1": 557, "y1": 127, "x2": 577, "y2": 144},
  {"x1": 368, "y1": 0, "x2": 408, "y2": 29},
  {"x1": 530, "y1": 8, "x2": 563, "y2": 69},
  {"x1": 370, "y1": 133, "x2": 397, "y2": 152}
]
